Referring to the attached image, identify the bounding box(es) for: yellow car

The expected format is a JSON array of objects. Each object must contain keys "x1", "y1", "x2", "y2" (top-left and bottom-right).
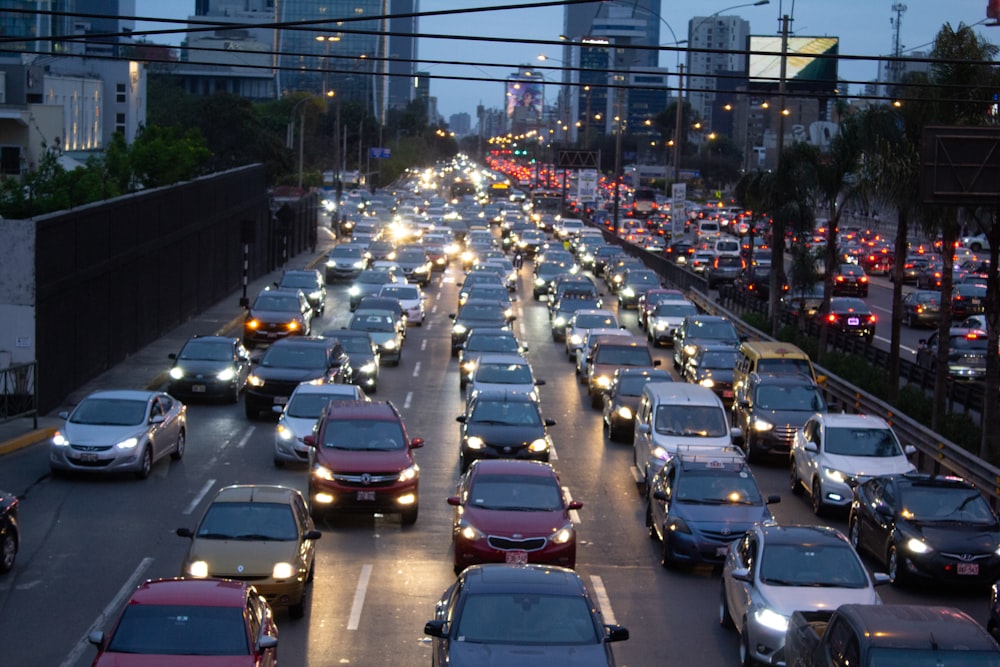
[{"x1": 177, "y1": 485, "x2": 320, "y2": 618}]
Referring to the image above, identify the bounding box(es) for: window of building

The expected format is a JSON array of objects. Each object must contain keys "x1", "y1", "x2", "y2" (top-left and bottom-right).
[
  {"x1": 115, "y1": 83, "x2": 126, "y2": 103},
  {"x1": 115, "y1": 112, "x2": 126, "y2": 135}
]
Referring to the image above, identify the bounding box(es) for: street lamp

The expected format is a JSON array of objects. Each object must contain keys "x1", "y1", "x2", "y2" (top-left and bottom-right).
[{"x1": 315, "y1": 34, "x2": 341, "y2": 97}]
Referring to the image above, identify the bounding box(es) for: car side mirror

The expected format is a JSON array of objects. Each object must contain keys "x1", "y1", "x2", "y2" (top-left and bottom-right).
[
  {"x1": 730, "y1": 427, "x2": 744, "y2": 444},
  {"x1": 150, "y1": 415, "x2": 166, "y2": 425},
  {"x1": 766, "y1": 494, "x2": 781, "y2": 505},
  {"x1": 653, "y1": 360, "x2": 662, "y2": 367},
  {"x1": 409, "y1": 437, "x2": 424, "y2": 449},
  {"x1": 872, "y1": 572, "x2": 891, "y2": 586},
  {"x1": 456, "y1": 416, "x2": 467, "y2": 423},
  {"x1": 567, "y1": 500, "x2": 583, "y2": 510},
  {"x1": 803, "y1": 441, "x2": 818, "y2": 453},
  {"x1": 58, "y1": 411, "x2": 69, "y2": 419},
  {"x1": 636, "y1": 423, "x2": 651, "y2": 434},
  {"x1": 272, "y1": 405, "x2": 284, "y2": 415},
  {"x1": 738, "y1": 400, "x2": 750, "y2": 409},
  {"x1": 424, "y1": 620, "x2": 448, "y2": 638},
  {"x1": 176, "y1": 527, "x2": 194, "y2": 538},
  {"x1": 730, "y1": 567, "x2": 751, "y2": 583},
  {"x1": 304, "y1": 435, "x2": 317, "y2": 447},
  {"x1": 448, "y1": 314, "x2": 456, "y2": 319},
  {"x1": 904, "y1": 444, "x2": 917, "y2": 456},
  {"x1": 303, "y1": 530, "x2": 322, "y2": 540},
  {"x1": 258, "y1": 636, "x2": 278, "y2": 651},
  {"x1": 652, "y1": 489, "x2": 668, "y2": 501},
  {"x1": 605, "y1": 625, "x2": 630, "y2": 643},
  {"x1": 88, "y1": 631, "x2": 105, "y2": 647},
  {"x1": 535, "y1": 379, "x2": 546, "y2": 386},
  {"x1": 544, "y1": 418, "x2": 557, "y2": 427},
  {"x1": 168, "y1": 353, "x2": 177, "y2": 360},
  {"x1": 447, "y1": 496, "x2": 461, "y2": 506}
]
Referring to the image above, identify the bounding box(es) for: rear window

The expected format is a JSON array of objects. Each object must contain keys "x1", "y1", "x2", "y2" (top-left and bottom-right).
[{"x1": 756, "y1": 358, "x2": 813, "y2": 377}]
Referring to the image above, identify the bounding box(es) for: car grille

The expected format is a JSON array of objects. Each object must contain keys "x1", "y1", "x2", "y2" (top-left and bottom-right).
[
  {"x1": 257, "y1": 379, "x2": 307, "y2": 397},
  {"x1": 331, "y1": 472, "x2": 400, "y2": 488},
  {"x1": 68, "y1": 457, "x2": 114, "y2": 467},
  {"x1": 773, "y1": 425, "x2": 797, "y2": 444},
  {"x1": 71, "y1": 444, "x2": 113, "y2": 452},
  {"x1": 699, "y1": 529, "x2": 744, "y2": 543},
  {"x1": 488, "y1": 536, "x2": 547, "y2": 551},
  {"x1": 938, "y1": 551, "x2": 994, "y2": 562},
  {"x1": 216, "y1": 574, "x2": 269, "y2": 582}
]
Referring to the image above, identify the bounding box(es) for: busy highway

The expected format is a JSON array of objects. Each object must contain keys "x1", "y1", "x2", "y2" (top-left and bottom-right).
[{"x1": 0, "y1": 195, "x2": 992, "y2": 666}]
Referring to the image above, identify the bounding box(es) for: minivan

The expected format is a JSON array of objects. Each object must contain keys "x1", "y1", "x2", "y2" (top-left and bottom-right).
[
  {"x1": 732, "y1": 340, "x2": 822, "y2": 395},
  {"x1": 632, "y1": 382, "x2": 742, "y2": 485},
  {"x1": 697, "y1": 220, "x2": 721, "y2": 242}
]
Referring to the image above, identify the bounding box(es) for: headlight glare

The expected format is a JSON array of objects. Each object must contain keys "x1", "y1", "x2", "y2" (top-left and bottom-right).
[
  {"x1": 272, "y1": 562, "x2": 295, "y2": 579},
  {"x1": 187, "y1": 561, "x2": 209, "y2": 578}
]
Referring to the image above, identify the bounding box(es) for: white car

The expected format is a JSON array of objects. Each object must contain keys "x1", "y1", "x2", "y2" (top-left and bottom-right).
[
  {"x1": 273, "y1": 383, "x2": 368, "y2": 466},
  {"x1": 959, "y1": 232, "x2": 989, "y2": 251},
  {"x1": 790, "y1": 413, "x2": 916, "y2": 515},
  {"x1": 564, "y1": 309, "x2": 620, "y2": 359},
  {"x1": 647, "y1": 300, "x2": 699, "y2": 347},
  {"x1": 466, "y1": 352, "x2": 543, "y2": 402},
  {"x1": 377, "y1": 283, "x2": 426, "y2": 325}
]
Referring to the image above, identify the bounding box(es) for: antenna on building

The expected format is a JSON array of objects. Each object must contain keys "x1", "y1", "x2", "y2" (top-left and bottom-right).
[{"x1": 889, "y1": 3, "x2": 907, "y2": 83}]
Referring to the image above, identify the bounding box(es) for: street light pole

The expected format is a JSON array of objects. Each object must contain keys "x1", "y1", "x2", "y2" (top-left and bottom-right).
[{"x1": 673, "y1": 64, "x2": 684, "y2": 184}]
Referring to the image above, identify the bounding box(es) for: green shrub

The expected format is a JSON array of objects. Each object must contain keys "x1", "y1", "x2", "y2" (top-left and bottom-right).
[
  {"x1": 741, "y1": 311, "x2": 769, "y2": 332},
  {"x1": 817, "y1": 351, "x2": 889, "y2": 400},
  {"x1": 940, "y1": 412, "x2": 982, "y2": 454}
]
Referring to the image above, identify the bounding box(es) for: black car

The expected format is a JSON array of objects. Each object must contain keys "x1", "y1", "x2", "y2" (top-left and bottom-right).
[
  {"x1": 244, "y1": 336, "x2": 351, "y2": 419},
  {"x1": 832, "y1": 263, "x2": 870, "y2": 297},
  {"x1": 327, "y1": 328, "x2": 381, "y2": 393},
  {"x1": 683, "y1": 344, "x2": 738, "y2": 405},
  {"x1": 449, "y1": 300, "x2": 512, "y2": 355},
  {"x1": 424, "y1": 564, "x2": 629, "y2": 667},
  {"x1": 167, "y1": 335, "x2": 252, "y2": 403},
  {"x1": 815, "y1": 297, "x2": 876, "y2": 341},
  {"x1": 616, "y1": 269, "x2": 661, "y2": 309},
  {"x1": 731, "y1": 373, "x2": 828, "y2": 462},
  {"x1": 952, "y1": 283, "x2": 987, "y2": 320},
  {"x1": 901, "y1": 290, "x2": 943, "y2": 328},
  {"x1": 602, "y1": 367, "x2": 672, "y2": 443},
  {"x1": 0, "y1": 489, "x2": 18, "y2": 574},
  {"x1": 915, "y1": 327, "x2": 988, "y2": 381},
  {"x1": 532, "y1": 261, "x2": 576, "y2": 300},
  {"x1": 737, "y1": 259, "x2": 776, "y2": 300},
  {"x1": 849, "y1": 473, "x2": 1000, "y2": 586},
  {"x1": 243, "y1": 287, "x2": 314, "y2": 347},
  {"x1": 349, "y1": 268, "x2": 400, "y2": 310},
  {"x1": 671, "y1": 315, "x2": 742, "y2": 372},
  {"x1": 276, "y1": 269, "x2": 327, "y2": 316},
  {"x1": 457, "y1": 389, "x2": 555, "y2": 472}
]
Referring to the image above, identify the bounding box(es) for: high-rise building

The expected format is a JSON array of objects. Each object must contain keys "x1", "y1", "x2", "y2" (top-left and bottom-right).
[
  {"x1": 386, "y1": 0, "x2": 417, "y2": 111},
  {"x1": 0, "y1": 0, "x2": 136, "y2": 57},
  {"x1": 686, "y1": 15, "x2": 750, "y2": 133},
  {"x1": 448, "y1": 112, "x2": 471, "y2": 136}
]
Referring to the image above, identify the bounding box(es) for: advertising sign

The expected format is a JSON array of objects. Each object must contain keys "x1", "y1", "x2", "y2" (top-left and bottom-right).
[
  {"x1": 671, "y1": 182, "x2": 687, "y2": 239},
  {"x1": 747, "y1": 36, "x2": 839, "y2": 93},
  {"x1": 506, "y1": 78, "x2": 543, "y2": 121},
  {"x1": 577, "y1": 169, "x2": 599, "y2": 201}
]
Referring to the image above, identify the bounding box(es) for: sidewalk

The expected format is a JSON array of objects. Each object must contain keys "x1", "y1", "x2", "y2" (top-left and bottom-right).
[{"x1": 0, "y1": 220, "x2": 337, "y2": 457}]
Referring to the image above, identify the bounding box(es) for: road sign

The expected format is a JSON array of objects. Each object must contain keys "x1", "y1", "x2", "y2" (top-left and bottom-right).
[
  {"x1": 556, "y1": 150, "x2": 600, "y2": 169},
  {"x1": 369, "y1": 147, "x2": 392, "y2": 159},
  {"x1": 577, "y1": 170, "x2": 599, "y2": 201},
  {"x1": 671, "y1": 183, "x2": 687, "y2": 240}
]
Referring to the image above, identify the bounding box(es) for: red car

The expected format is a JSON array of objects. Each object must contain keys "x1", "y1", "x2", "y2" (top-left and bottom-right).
[
  {"x1": 448, "y1": 459, "x2": 582, "y2": 574},
  {"x1": 90, "y1": 578, "x2": 278, "y2": 665}
]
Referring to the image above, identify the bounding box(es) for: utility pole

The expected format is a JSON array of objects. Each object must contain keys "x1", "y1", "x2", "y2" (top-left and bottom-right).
[
  {"x1": 672, "y1": 64, "x2": 684, "y2": 184},
  {"x1": 768, "y1": 13, "x2": 791, "y2": 331},
  {"x1": 889, "y1": 3, "x2": 908, "y2": 87}
]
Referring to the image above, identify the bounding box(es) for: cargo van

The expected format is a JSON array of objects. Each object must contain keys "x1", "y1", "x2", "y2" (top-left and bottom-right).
[
  {"x1": 632, "y1": 382, "x2": 742, "y2": 485},
  {"x1": 732, "y1": 341, "x2": 822, "y2": 394},
  {"x1": 697, "y1": 220, "x2": 721, "y2": 242}
]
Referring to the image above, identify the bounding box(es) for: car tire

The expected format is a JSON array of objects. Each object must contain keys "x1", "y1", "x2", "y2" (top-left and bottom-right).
[
  {"x1": 659, "y1": 533, "x2": 674, "y2": 569},
  {"x1": 0, "y1": 527, "x2": 17, "y2": 574},
  {"x1": 274, "y1": 458, "x2": 285, "y2": 468},
  {"x1": 744, "y1": 434, "x2": 759, "y2": 463},
  {"x1": 789, "y1": 460, "x2": 803, "y2": 495},
  {"x1": 288, "y1": 597, "x2": 306, "y2": 620},
  {"x1": 228, "y1": 384, "x2": 240, "y2": 404},
  {"x1": 590, "y1": 392, "x2": 603, "y2": 410},
  {"x1": 719, "y1": 583, "x2": 734, "y2": 629},
  {"x1": 887, "y1": 545, "x2": 907, "y2": 586},
  {"x1": 739, "y1": 622, "x2": 755, "y2": 667},
  {"x1": 608, "y1": 420, "x2": 626, "y2": 443},
  {"x1": 644, "y1": 501, "x2": 657, "y2": 540},
  {"x1": 170, "y1": 430, "x2": 186, "y2": 461},
  {"x1": 848, "y1": 515, "x2": 862, "y2": 552},
  {"x1": 135, "y1": 446, "x2": 153, "y2": 480},
  {"x1": 401, "y1": 505, "x2": 418, "y2": 527},
  {"x1": 811, "y1": 478, "x2": 825, "y2": 516}
]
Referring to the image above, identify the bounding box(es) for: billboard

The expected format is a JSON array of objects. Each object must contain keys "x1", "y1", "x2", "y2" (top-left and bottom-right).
[
  {"x1": 747, "y1": 36, "x2": 839, "y2": 92},
  {"x1": 506, "y1": 78, "x2": 543, "y2": 122}
]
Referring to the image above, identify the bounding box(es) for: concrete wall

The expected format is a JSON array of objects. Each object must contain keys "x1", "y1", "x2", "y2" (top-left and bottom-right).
[{"x1": 0, "y1": 219, "x2": 36, "y2": 367}]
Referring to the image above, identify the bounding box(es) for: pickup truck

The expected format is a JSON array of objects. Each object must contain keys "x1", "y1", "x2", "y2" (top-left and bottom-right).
[{"x1": 784, "y1": 604, "x2": 1000, "y2": 667}]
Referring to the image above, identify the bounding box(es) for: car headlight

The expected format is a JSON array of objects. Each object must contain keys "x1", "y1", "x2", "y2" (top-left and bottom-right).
[
  {"x1": 596, "y1": 375, "x2": 612, "y2": 389},
  {"x1": 397, "y1": 464, "x2": 419, "y2": 482},
  {"x1": 459, "y1": 522, "x2": 486, "y2": 541},
  {"x1": 245, "y1": 319, "x2": 260, "y2": 330},
  {"x1": 754, "y1": 608, "x2": 789, "y2": 633},
  {"x1": 466, "y1": 436, "x2": 485, "y2": 450},
  {"x1": 752, "y1": 418, "x2": 774, "y2": 432},
  {"x1": 569, "y1": 334, "x2": 583, "y2": 345},
  {"x1": 667, "y1": 516, "x2": 691, "y2": 534},
  {"x1": 277, "y1": 424, "x2": 295, "y2": 441},
  {"x1": 169, "y1": 367, "x2": 184, "y2": 380},
  {"x1": 286, "y1": 320, "x2": 300, "y2": 331},
  {"x1": 616, "y1": 405, "x2": 633, "y2": 420},
  {"x1": 553, "y1": 316, "x2": 567, "y2": 328},
  {"x1": 504, "y1": 308, "x2": 514, "y2": 319},
  {"x1": 52, "y1": 431, "x2": 68, "y2": 446},
  {"x1": 326, "y1": 260, "x2": 336, "y2": 267},
  {"x1": 187, "y1": 560, "x2": 209, "y2": 578},
  {"x1": 462, "y1": 360, "x2": 477, "y2": 373},
  {"x1": 823, "y1": 467, "x2": 846, "y2": 483},
  {"x1": 352, "y1": 261, "x2": 365, "y2": 268},
  {"x1": 272, "y1": 562, "x2": 296, "y2": 580},
  {"x1": 117, "y1": 437, "x2": 139, "y2": 449},
  {"x1": 551, "y1": 524, "x2": 574, "y2": 544},
  {"x1": 906, "y1": 537, "x2": 931, "y2": 554},
  {"x1": 652, "y1": 446, "x2": 669, "y2": 461},
  {"x1": 699, "y1": 378, "x2": 715, "y2": 388},
  {"x1": 622, "y1": 287, "x2": 635, "y2": 297},
  {"x1": 528, "y1": 438, "x2": 549, "y2": 453},
  {"x1": 416, "y1": 265, "x2": 430, "y2": 273},
  {"x1": 534, "y1": 277, "x2": 546, "y2": 286},
  {"x1": 360, "y1": 361, "x2": 377, "y2": 375},
  {"x1": 313, "y1": 464, "x2": 334, "y2": 481},
  {"x1": 349, "y1": 286, "x2": 361, "y2": 296},
  {"x1": 248, "y1": 374, "x2": 264, "y2": 387},
  {"x1": 382, "y1": 339, "x2": 397, "y2": 350},
  {"x1": 655, "y1": 321, "x2": 668, "y2": 331},
  {"x1": 684, "y1": 344, "x2": 697, "y2": 357},
  {"x1": 216, "y1": 368, "x2": 235, "y2": 382},
  {"x1": 452, "y1": 324, "x2": 468, "y2": 335}
]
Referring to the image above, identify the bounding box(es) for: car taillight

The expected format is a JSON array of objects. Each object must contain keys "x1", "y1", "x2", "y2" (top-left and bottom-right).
[
  {"x1": 869, "y1": 314, "x2": 877, "y2": 322},
  {"x1": 859, "y1": 276, "x2": 868, "y2": 283},
  {"x1": 836, "y1": 276, "x2": 845, "y2": 282},
  {"x1": 827, "y1": 314, "x2": 838, "y2": 323}
]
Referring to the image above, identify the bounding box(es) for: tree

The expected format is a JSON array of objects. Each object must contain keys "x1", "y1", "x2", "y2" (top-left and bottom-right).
[{"x1": 129, "y1": 125, "x2": 212, "y2": 189}]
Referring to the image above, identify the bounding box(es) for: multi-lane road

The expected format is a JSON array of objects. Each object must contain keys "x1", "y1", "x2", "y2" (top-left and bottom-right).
[{"x1": 0, "y1": 246, "x2": 988, "y2": 666}]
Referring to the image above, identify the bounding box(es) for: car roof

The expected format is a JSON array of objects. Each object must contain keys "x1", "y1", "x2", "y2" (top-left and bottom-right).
[
  {"x1": 749, "y1": 373, "x2": 818, "y2": 387},
  {"x1": 836, "y1": 604, "x2": 996, "y2": 650},
  {"x1": 475, "y1": 353, "x2": 529, "y2": 364},
  {"x1": 265, "y1": 336, "x2": 339, "y2": 349},
  {"x1": 212, "y1": 484, "x2": 302, "y2": 504},
  {"x1": 182, "y1": 335, "x2": 237, "y2": 345},
  {"x1": 126, "y1": 578, "x2": 251, "y2": 607},
  {"x1": 321, "y1": 399, "x2": 399, "y2": 420},
  {"x1": 83, "y1": 390, "x2": 157, "y2": 401},
  {"x1": 757, "y1": 524, "x2": 850, "y2": 547},
  {"x1": 814, "y1": 413, "x2": 889, "y2": 429},
  {"x1": 890, "y1": 472, "x2": 978, "y2": 490},
  {"x1": 460, "y1": 564, "x2": 586, "y2": 595},
  {"x1": 643, "y1": 381, "x2": 721, "y2": 405},
  {"x1": 467, "y1": 459, "x2": 556, "y2": 478},
  {"x1": 289, "y1": 383, "x2": 362, "y2": 398}
]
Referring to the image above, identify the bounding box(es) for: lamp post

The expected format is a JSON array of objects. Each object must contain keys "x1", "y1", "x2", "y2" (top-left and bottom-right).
[{"x1": 314, "y1": 34, "x2": 341, "y2": 97}]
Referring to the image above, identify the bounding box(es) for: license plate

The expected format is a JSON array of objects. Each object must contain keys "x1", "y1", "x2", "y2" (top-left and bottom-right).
[
  {"x1": 716, "y1": 546, "x2": 729, "y2": 557},
  {"x1": 957, "y1": 562, "x2": 979, "y2": 576},
  {"x1": 971, "y1": 299, "x2": 981, "y2": 305},
  {"x1": 267, "y1": 332, "x2": 278, "y2": 339},
  {"x1": 273, "y1": 396, "x2": 288, "y2": 405},
  {"x1": 357, "y1": 490, "x2": 376, "y2": 501},
  {"x1": 847, "y1": 317, "x2": 860, "y2": 326},
  {"x1": 723, "y1": 390, "x2": 734, "y2": 398},
  {"x1": 80, "y1": 453, "x2": 99, "y2": 462},
  {"x1": 191, "y1": 385, "x2": 206, "y2": 393},
  {"x1": 505, "y1": 550, "x2": 528, "y2": 564}
]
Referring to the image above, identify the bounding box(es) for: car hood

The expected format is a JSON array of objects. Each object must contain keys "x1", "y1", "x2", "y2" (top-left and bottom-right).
[
  {"x1": 457, "y1": 316, "x2": 509, "y2": 329},
  {"x1": 187, "y1": 539, "x2": 300, "y2": 578},
  {"x1": 674, "y1": 503, "x2": 772, "y2": 528},
  {"x1": 469, "y1": 382, "x2": 537, "y2": 397},
  {"x1": 611, "y1": 395, "x2": 641, "y2": 411},
  {"x1": 903, "y1": 520, "x2": 1000, "y2": 553},
  {"x1": 650, "y1": 315, "x2": 689, "y2": 328},
  {"x1": 441, "y1": 642, "x2": 611, "y2": 666},
  {"x1": 315, "y1": 448, "x2": 412, "y2": 473},
  {"x1": 62, "y1": 422, "x2": 145, "y2": 446},
  {"x1": 254, "y1": 366, "x2": 328, "y2": 382},
  {"x1": 465, "y1": 423, "x2": 545, "y2": 446},
  {"x1": 248, "y1": 308, "x2": 302, "y2": 322},
  {"x1": 757, "y1": 583, "x2": 879, "y2": 617},
  {"x1": 366, "y1": 331, "x2": 397, "y2": 344},
  {"x1": 171, "y1": 359, "x2": 232, "y2": 375},
  {"x1": 755, "y1": 408, "x2": 815, "y2": 426},
  {"x1": 95, "y1": 655, "x2": 259, "y2": 666},
  {"x1": 820, "y1": 453, "x2": 915, "y2": 478},
  {"x1": 463, "y1": 506, "x2": 568, "y2": 535},
  {"x1": 685, "y1": 336, "x2": 739, "y2": 349}
]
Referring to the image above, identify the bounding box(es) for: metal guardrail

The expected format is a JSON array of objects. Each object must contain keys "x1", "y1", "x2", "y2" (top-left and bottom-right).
[{"x1": 0, "y1": 361, "x2": 38, "y2": 429}]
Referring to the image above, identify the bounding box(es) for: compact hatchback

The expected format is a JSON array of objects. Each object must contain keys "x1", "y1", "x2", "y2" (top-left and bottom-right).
[{"x1": 307, "y1": 400, "x2": 422, "y2": 525}]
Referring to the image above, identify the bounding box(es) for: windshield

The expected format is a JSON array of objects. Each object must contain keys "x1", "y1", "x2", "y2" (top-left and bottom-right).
[
  {"x1": 179, "y1": 340, "x2": 232, "y2": 361},
  {"x1": 758, "y1": 543, "x2": 869, "y2": 587},
  {"x1": 824, "y1": 427, "x2": 902, "y2": 457},
  {"x1": 279, "y1": 274, "x2": 316, "y2": 289},
  {"x1": 899, "y1": 486, "x2": 996, "y2": 524},
  {"x1": 196, "y1": 502, "x2": 297, "y2": 541},
  {"x1": 470, "y1": 399, "x2": 541, "y2": 426},
  {"x1": 675, "y1": 470, "x2": 763, "y2": 505},
  {"x1": 575, "y1": 314, "x2": 617, "y2": 329},
  {"x1": 618, "y1": 374, "x2": 665, "y2": 396},
  {"x1": 467, "y1": 335, "x2": 519, "y2": 353},
  {"x1": 350, "y1": 313, "x2": 397, "y2": 333},
  {"x1": 260, "y1": 346, "x2": 328, "y2": 369},
  {"x1": 455, "y1": 594, "x2": 599, "y2": 645},
  {"x1": 71, "y1": 398, "x2": 147, "y2": 426},
  {"x1": 397, "y1": 250, "x2": 426, "y2": 262},
  {"x1": 866, "y1": 649, "x2": 1000, "y2": 666},
  {"x1": 459, "y1": 304, "x2": 505, "y2": 319},
  {"x1": 627, "y1": 272, "x2": 659, "y2": 285},
  {"x1": 475, "y1": 363, "x2": 533, "y2": 384},
  {"x1": 321, "y1": 419, "x2": 405, "y2": 450},
  {"x1": 331, "y1": 246, "x2": 363, "y2": 258},
  {"x1": 688, "y1": 321, "x2": 737, "y2": 341},
  {"x1": 699, "y1": 351, "x2": 737, "y2": 370},
  {"x1": 286, "y1": 390, "x2": 357, "y2": 418},
  {"x1": 755, "y1": 384, "x2": 826, "y2": 411},
  {"x1": 467, "y1": 475, "x2": 560, "y2": 510},
  {"x1": 252, "y1": 294, "x2": 299, "y2": 311},
  {"x1": 359, "y1": 271, "x2": 394, "y2": 285},
  {"x1": 338, "y1": 337, "x2": 373, "y2": 354},
  {"x1": 107, "y1": 605, "x2": 249, "y2": 656},
  {"x1": 594, "y1": 346, "x2": 653, "y2": 366},
  {"x1": 654, "y1": 303, "x2": 698, "y2": 318},
  {"x1": 654, "y1": 405, "x2": 728, "y2": 437},
  {"x1": 380, "y1": 286, "x2": 419, "y2": 300},
  {"x1": 757, "y1": 358, "x2": 813, "y2": 377}
]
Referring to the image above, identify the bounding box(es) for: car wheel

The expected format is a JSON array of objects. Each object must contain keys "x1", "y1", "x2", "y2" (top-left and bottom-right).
[
  {"x1": 789, "y1": 460, "x2": 803, "y2": 495},
  {"x1": 170, "y1": 430, "x2": 186, "y2": 461},
  {"x1": 135, "y1": 446, "x2": 153, "y2": 480},
  {"x1": 609, "y1": 420, "x2": 625, "y2": 443},
  {"x1": 274, "y1": 458, "x2": 285, "y2": 468},
  {"x1": 811, "y1": 478, "x2": 825, "y2": 516},
  {"x1": 744, "y1": 434, "x2": 759, "y2": 463},
  {"x1": 288, "y1": 595, "x2": 306, "y2": 620},
  {"x1": 739, "y1": 622, "x2": 755, "y2": 667},
  {"x1": 673, "y1": 353, "x2": 681, "y2": 369},
  {"x1": 719, "y1": 583, "x2": 734, "y2": 629},
  {"x1": 459, "y1": 452, "x2": 470, "y2": 474},
  {"x1": 401, "y1": 505, "x2": 418, "y2": 527},
  {"x1": 659, "y1": 533, "x2": 674, "y2": 569},
  {"x1": 228, "y1": 383, "x2": 240, "y2": 404},
  {"x1": 590, "y1": 392, "x2": 603, "y2": 409},
  {"x1": 888, "y1": 545, "x2": 907, "y2": 586},
  {"x1": 903, "y1": 311, "x2": 912, "y2": 327},
  {"x1": 644, "y1": 500, "x2": 657, "y2": 539},
  {"x1": 848, "y1": 515, "x2": 861, "y2": 552},
  {"x1": 0, "y1": 528, "x2": 17, "y2": 574}
]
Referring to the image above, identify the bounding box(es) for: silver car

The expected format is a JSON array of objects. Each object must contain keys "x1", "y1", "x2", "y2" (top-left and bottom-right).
[
  {"x1": 273, "y1": 383, "x2": 369, "y2": 466},
  {"x1": 720, "y1": 524, "x2": 886, "y2": 666},
  {"x1": 50, "y1": 390, "x2": 187, "y2": 479}
]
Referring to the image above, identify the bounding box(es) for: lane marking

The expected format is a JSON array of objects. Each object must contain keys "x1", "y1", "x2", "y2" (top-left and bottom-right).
[
  {"x1": 589, "y1": 575, "x2": 618, "y2": 625},
  {"x1": 564, "y1": 486, "x2": 580, "y2": 523},
  {"x1": 549, "y1": 444, "x2": 558, "y2": 462},
  {"x1": 420, "y1": 339, "x2": 427, "y2": 351},
  {"x1": 235, "y1": 425, "x2": 255, "y2": 449},
  {"x1": 347, "y1": 564, "x2": 373, "y2": 630},
  {"x1": 431, "y1": 304, "x2": 438, "y2": 314},
  {"x1": 404, "y1": 392, "x2": 413, "y2": 409},
  {"x1": 519, "y1": 321, "x2": 526, "y2": 336},
  {"x1": 61, "y1": 556, "x2": 154, "y2": 667},
  {"x1": 185, "y1": 479, "x2": 216, "y2": 515},
  {"x1": 413, "y1": 362, "x2": 421, "y2": 378}
]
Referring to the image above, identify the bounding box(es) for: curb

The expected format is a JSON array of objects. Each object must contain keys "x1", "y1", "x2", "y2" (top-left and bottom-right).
[{"x1": 0, "y1": 426, "x2": 57, "y2": 457}]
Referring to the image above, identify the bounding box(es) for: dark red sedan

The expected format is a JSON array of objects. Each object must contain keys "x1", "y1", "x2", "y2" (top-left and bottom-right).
[
  {"x1": 90, "y1": 578, "x2": 278, "y2": 665},
  {"x1": 448, "y1": 459, "x2": 582, "y2": 574}
]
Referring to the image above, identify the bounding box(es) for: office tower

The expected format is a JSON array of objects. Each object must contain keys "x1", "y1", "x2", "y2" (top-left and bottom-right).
[{"x1": 686, "y1": 15, "x2": 750, "y2": 132}]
